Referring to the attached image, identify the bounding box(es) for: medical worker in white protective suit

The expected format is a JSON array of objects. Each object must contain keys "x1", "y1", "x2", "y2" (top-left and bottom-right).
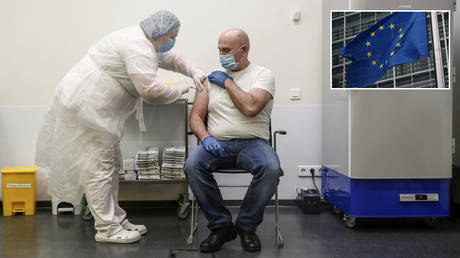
[{"x1": 35, "y1": 10, "x2": 206, "y2": 243}]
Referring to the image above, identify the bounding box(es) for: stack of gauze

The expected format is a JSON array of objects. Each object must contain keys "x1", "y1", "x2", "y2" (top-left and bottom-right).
[
  {"x1": 161, "y1": 146, "x2": 186, "y2": 179},
  {"x1": 122, "y1": 158, "x2": 136, "y2": 181},
  {"x1": 136, "y1": 146, "x2": 160, "y2": 180}
]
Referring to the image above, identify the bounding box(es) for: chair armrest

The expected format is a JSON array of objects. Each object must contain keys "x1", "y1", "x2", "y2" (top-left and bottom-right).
[
  {"x1": 274, "y1": 130, "x2": 287, "y2": 135},
  {"x1": 273, "y1": 130, "x2": 287, "y2": 152}
]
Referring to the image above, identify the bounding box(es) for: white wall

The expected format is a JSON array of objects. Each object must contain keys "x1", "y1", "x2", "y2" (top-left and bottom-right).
[
  {"x1": 0, "y1": 0, "x2": 322, "y2": 106},
  {"x1": 0, "y1": 0, "x2": 323, "y2": 201}
]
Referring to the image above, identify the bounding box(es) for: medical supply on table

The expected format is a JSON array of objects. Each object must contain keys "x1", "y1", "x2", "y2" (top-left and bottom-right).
[
  {"x1": 124, "y1": 170, "x2": 138, "y2": 181},
  {"x1": 122, "y1": 145, "x2": 186, "y2": 180},
  {"x1": 135, "y1": 146, "x2": 160, "y2": 180},
  {"x1": 123, "y1": 159, "x2": 135, "y2": 171},
  {"x1": 161, "y1": 146, "x2": 186, "y2": 179}
]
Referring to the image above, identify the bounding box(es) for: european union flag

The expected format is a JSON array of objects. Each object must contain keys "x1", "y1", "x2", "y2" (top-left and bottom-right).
[{"x1": 340, "y1": 12, "x2": 429, "y2": 88}]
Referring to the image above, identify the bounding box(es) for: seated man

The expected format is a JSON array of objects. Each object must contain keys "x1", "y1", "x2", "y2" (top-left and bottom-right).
[{"x1": 184, "y1": 28, "x2": 283, "y2": 253}]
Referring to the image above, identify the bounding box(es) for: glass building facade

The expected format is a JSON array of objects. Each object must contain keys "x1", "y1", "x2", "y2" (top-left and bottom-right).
[{"x1": 331, "y1": 12, "x2": 449, "y2": 88}]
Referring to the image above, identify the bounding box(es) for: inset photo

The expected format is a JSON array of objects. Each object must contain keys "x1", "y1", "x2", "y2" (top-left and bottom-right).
[{"x1": 331, "y1": 11, "x2": 450, "y2": 89}]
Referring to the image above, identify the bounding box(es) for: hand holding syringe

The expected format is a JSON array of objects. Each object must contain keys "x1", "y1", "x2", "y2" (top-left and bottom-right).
[{"x1": 167, "y1": 81, "x2": 196, "y2": 94}]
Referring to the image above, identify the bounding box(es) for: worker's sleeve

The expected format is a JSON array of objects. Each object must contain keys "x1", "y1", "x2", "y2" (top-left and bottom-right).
[
  {"x1": 158, "y1": 50, "x2": 201, "y2": 77},
  {"x1": 121, "y1": 43, "x2": 181, "y2": 104},
  {"x1": 129, "y1": 73, "x2": 181, "y2": 104}
]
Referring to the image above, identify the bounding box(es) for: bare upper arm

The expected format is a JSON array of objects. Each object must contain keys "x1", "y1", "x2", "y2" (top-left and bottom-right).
[{"x1": 190, "y1": 79, "x2": 209, "y2": 121}]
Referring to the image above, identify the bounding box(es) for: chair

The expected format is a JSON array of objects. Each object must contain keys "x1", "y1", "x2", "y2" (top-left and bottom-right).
[{"x1": 186, "y1": 123, "x2": 287, "y2": 248}]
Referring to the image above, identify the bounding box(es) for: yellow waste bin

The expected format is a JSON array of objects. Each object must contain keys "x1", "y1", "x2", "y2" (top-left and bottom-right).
[{"x1": 1, "y1": 166, "x2": 37, "y2": 216}]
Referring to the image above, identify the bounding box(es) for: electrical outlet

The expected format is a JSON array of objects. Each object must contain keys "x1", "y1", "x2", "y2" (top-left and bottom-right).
[
  {"x1": 297, "y1": 166, "x2": 309, "y2": 177},
  {"x1": 298, "y1": 165, "x2": 322, "y2": 177}
]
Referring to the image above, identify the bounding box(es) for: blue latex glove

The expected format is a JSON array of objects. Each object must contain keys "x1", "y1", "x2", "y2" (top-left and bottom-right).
[
  {"x1": 202, "y1": 136, "x2": 225, "y2": 157},
  {"x1": 208, "y1": 71, "x2": 233, "y2": 88}
]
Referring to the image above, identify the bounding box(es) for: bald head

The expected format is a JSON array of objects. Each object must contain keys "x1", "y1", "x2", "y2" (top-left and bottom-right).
[
  {"x1": 218, "y1": 28, "x2": 251, "y2": 71},
  {"x1": 219, "y1": 28, "x2": 250, "y2": 49}
]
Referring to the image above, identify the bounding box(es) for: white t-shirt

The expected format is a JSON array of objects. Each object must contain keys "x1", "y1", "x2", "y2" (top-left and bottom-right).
[{"x1": 207, "y1": 63, "x2": 275, "y2": 141}]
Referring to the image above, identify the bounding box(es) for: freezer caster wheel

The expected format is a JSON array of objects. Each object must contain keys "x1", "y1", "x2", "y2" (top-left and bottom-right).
[
  {"x1": 344, "y1": 216, "x2": 357, "y2": 228},
  {"x1": 177, "y1": 205, "x2": 189, "y2": 220},
  {"x1": 333, "y1": 205, "x2": 342, "y2": 215},
  {"x1": 425, "y1": 217, "x2": 438, "y2": 228}
]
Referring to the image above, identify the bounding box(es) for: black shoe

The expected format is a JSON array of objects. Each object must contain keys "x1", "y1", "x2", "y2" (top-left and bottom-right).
[
  {"x1": 237, "y1": 229, "x2": 261, "y2": 252},
  {"x1": 199, "y1": 225, "x2": 237, "y2": 253}
]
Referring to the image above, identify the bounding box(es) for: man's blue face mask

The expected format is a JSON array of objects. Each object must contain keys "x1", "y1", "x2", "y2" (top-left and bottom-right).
[
  {"x1": 220, "y1": 45, "x2": 245, "y2": 70},
  {"x1": 159, "y1": 38, "x2": 175, "y2": 52}
]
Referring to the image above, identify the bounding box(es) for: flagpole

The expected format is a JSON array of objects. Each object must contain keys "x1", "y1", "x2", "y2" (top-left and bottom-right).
[{"x1": 431, "y1": 11, "x2": 445, "y2": 88}]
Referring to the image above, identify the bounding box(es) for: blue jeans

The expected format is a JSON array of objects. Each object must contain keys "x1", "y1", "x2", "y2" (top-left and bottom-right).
[{"x1": 184, "y1": 138, "x2": 284, "y2": 232}]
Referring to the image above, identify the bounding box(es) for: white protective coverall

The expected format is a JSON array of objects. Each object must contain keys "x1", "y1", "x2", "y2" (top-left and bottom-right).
[{"x1": 36, "y1": 25, "x2": 203, "y2": 236}]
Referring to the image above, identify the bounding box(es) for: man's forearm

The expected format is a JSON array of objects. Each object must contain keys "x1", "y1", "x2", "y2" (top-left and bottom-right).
[
  {"x1": 225, "y1": 79, "x2": 258, "y2": 117},
  {"x1": 190, "y1": 115, "x2": 210, "y2": 142}
]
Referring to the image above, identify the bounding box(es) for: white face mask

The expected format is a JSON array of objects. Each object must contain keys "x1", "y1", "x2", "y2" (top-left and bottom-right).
[{"x1": 220, "y1": 45, "x2": 244, "y2": 70}]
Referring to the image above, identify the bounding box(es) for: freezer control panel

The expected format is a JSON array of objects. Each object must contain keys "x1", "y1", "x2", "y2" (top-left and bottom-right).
[{"x1": 399, "y1": 193, "x2": 439, "y2": 202}]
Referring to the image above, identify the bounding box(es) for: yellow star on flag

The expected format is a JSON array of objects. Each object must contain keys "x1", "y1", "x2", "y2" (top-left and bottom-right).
[
  {"x1": 390, "y1": 51, "x2": 394, "y2": 56},
  {"x1": 367, "y1": 51, "x2": 372, "y2": 57},
  {"x1": 399, "y1": 28, "x2": 402, "y2": 32},
  {"x1": 380, "y1": 64, "x2": 383, "y2": 69},
  {"x1": 390, "y1": 24, "x2": 395, "y2": 29},
  {"x1": 372, "y1": 60, "x2": 376, "y2": 65},
  {"x1": 400, "y1": 33, "x2": 404, "y2": 38},
  {"x1": 370, "y1": 32, "x2": 375, "y2": 37},
  {"x1": 379, "y1": 25, "x2": 384, "y2": 31},
  {"x1": 385, "y1": 60, "x2": 388, "y2": 64},
  {"x1": 396, "y1": 42, "x2": 401, "y2": 47},
  {"x1": 365, "y1": 41, "x2": 371, "y2": 47}
]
